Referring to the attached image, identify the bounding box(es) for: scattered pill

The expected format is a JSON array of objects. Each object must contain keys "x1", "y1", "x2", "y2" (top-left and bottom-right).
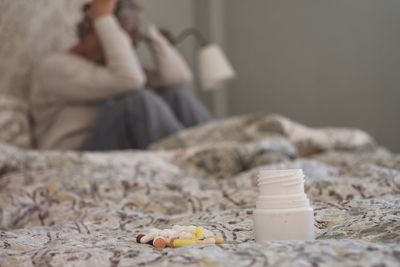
[
  {"x1": 173, "y1": 239, "x2": 197, "y2": 248},
  {"x1": 178, "y1": 232, "x2": 192, "y2": 239},
  {"x1": 215, "y1": 236, "x2": 225, "y2": 244},
  {"x1": 168, "y1": 237, "x2": 178, "y2": 248},
  {"x1": 153, "y1": 236, "x2": 167, "y2": 249},
  {"x1": 140, "y1": 233, "x2": 157, "y2": 244},
  {"x1": 186, "y1": 226, "x2": 197, "y2": 233},
  {"x1": 160, "y1": 229, "x2": 175, "y2": 238},
  {"x1": 136, "y1": 226, "x2": 225, "y2": 249},
  {"x1": 195, "y1": 226, "x2": 205, "y2": 239},
  {"x1": 136, "y1": 234, "x2": 145, "y2": 243},
  {"x1": 172, "y1": 225, "x2": 183, "y2": 231},
  {"x1": 204, "y1": 230, "x2": 214, "y2": 238},
  {"x1": 149, "y1": 228, "x2": 161, "y2": 235}
]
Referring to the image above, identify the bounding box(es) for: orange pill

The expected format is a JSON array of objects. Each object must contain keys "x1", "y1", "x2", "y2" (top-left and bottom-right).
[
  {"x1": 215, "y1": 236, "x2": 225, "y2": 244},
  {"x1": 153, "y1": 237, "x2": 167, "y2": 249}
]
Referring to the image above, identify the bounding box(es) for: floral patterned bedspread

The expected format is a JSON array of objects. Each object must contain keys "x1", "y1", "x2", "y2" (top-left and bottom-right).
[{"x1": 1, "y1": 115, "x2": 399, "y2": 267}]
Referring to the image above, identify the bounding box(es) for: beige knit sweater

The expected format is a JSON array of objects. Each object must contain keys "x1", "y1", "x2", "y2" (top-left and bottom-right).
[{"x1": 30, "y1": 15, "x2": 192, "y2": 150}]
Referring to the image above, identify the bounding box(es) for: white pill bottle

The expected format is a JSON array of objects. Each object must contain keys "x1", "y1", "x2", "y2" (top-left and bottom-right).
[{"x1": 253, "y1": 169, "x2": 315, "y2": 242}]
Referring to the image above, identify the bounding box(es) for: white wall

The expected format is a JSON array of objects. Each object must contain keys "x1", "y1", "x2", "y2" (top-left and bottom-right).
[{"x1": 225, "y1": 0, "x2": 400, "y2": 152}]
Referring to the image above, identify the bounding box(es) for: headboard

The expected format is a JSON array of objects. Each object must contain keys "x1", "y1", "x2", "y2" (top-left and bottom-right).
[{"x1": 0, "y1": 0, "x2": 86, "y2": 100}]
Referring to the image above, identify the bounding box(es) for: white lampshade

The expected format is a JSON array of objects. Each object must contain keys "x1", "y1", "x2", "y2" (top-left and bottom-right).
[{"x1": 198, "y1": 44, "x2": 236, "y2": 90}]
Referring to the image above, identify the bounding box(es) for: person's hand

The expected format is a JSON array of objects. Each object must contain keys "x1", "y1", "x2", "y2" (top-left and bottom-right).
[
  {"x1": 90, "y1": 0, "x2": 117, "y2": 19},
  {"x1": 137, "y1": 19, "x2": 153, "y2": 43},
  {"x1": 119, "y1": 5, "x2": 153, "y2": 44},
  {"x1": 134, "y1": 15, "x2": 162, "y2": 45}
]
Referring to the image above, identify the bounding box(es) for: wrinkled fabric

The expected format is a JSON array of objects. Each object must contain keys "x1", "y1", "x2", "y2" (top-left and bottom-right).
[
  {"x1": 1, "y1": 115, "x2": 399, "y2": 267},
  {"x1": 0, "y1": 96, "x2": 32, "y2": 148}
]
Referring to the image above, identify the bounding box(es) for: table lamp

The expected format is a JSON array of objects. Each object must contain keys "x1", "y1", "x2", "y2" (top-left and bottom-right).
[{"x1": 160, "y1": 28, "x2": 236, "y2": 91}]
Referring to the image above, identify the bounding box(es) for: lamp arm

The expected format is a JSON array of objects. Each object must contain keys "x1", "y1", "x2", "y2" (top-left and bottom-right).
[
  {"x1": 159, "y1": 28, "x2": 209, "y2": 46},
  {"x1": 173, "y1": 28, "x2": 209, "y2": 47}
]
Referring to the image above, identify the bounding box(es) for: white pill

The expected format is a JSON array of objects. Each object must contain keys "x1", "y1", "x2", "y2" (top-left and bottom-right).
[
  {"x1": 204, "y1": 230, "x2": 214, "y2": 238},
  {"x1": 185, "y1": 226, "x2": 197, "y2": 233},
  {"x1": 140, "y1": 233, "x2": 157, "y2": 244},
  {"x1": 178, "y1": 232, "x2": 193, "y2": 239}
]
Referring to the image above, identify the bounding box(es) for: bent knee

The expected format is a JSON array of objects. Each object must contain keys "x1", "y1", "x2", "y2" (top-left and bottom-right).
[
  {"x1": 129, "y1": 89, "x2": 159, "y2": 99},
  {"x1": 121, "y1": 89, "x2": 169, "y2": 109},
  {"x1": 112, "y1": 89, "x2": 159, "y2": 104}
]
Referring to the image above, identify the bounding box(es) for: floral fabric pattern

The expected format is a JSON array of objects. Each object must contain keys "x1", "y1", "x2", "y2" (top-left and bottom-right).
[{"x1": 0, "y1": 115, "x2": 399, "y2": 267}]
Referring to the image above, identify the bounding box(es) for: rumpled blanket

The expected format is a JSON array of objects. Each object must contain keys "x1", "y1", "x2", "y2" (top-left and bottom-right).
[
  {"x1": 0, "y1": 96, "x2": 31, "y2": 148},
  {"x1": 1, "y1": 114, "x2": 399, "y2": 267}
]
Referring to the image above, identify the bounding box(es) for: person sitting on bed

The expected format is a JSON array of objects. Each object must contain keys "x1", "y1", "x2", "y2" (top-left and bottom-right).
[{"x1": 30, "y1": 0, "x2": 211, "y2": 151}]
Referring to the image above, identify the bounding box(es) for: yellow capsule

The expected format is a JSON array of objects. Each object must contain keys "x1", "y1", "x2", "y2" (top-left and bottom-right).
[
  {"x1": 195, "y1": 226, "x2": 205, "y2": 239},
  {"x1": 173, "y1": 239, "x2": 198, "y2": 248}
]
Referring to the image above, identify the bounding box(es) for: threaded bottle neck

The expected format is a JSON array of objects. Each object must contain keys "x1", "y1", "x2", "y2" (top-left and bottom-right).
[{"x1": 256, "y1": 169, "x2": 311, "y2": 210}]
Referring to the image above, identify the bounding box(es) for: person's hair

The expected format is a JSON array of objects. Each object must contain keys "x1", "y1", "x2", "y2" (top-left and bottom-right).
[
  {"x1": 76, "y1": 3, "x2": 92, "y2": 39},
  {"x1": 115, "y1": 0, "x2": 142, "y2": 17},
  {"x1": 76, "y1": 0, "x2": 142, "y2": 39}
]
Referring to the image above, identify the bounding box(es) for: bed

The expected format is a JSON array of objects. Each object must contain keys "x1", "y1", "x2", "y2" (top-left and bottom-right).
[
  {"x1": 1, "y1": 114, "x2": 399, "y2": 267},
  {"x1": 1, "y1": 0, "x2": 399, "y2": 265}
]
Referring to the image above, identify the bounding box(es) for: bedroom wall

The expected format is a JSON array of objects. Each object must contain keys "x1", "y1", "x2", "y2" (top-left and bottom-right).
[{"x1": 224, "y1": 0, "x2": 400, "y2": 152}]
